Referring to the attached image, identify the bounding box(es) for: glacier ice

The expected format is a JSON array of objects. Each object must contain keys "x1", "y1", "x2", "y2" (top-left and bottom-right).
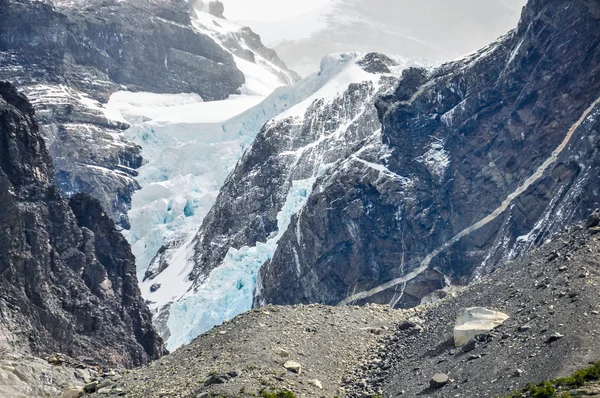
[
  {"x1": 110, "y1": 47, "x2": 419, "y2": 350},
  {"x1": 165, "y1": 177, "x2": 316, "y2": 350},
  {"x1": 159, "y1": 54, "x2": 421, "y2": 349}
]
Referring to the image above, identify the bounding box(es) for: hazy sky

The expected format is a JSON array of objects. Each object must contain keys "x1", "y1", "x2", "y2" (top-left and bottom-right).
[
  {"x1": 221, "y1": 0, "x2": 332, "y2": 22},
  {"x1": 220, "y1": 0, "x2": 528, "y2": 75}
]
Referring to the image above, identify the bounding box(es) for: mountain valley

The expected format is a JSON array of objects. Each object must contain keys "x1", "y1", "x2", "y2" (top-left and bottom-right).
[{"x1": 1, "y1": 0, "x2": 600, "y2": 397}]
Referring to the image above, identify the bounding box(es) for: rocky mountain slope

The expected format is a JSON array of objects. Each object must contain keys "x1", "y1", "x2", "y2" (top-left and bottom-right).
[
  {"x1": 0, "y1": 0, "x2": 297, "y2": 228},
  {"x1": 347, "y1": 220, "x2": 600, "y2": 398},
  {"x1": 99, "y1": 303, "x2": 406, "y2": 398},
  {"x1": 255, "y1": 0, "x2": 600, "y2": 308},
  {"x1": 145, "y1": 0, "x2": 600, "y2": 350},
  {"x1": 0, "y1": 82, "x2": 164, "y2": 369},
  {"x1": 86, "y1": 217, "x2": 600, "y2": 397}
]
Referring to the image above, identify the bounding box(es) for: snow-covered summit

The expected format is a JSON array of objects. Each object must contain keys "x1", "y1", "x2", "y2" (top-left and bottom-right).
[{"x1": 189, "y1": 1, "x2": 300, "y2": 95}]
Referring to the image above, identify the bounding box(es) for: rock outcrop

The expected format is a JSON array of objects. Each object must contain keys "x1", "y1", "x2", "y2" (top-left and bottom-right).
[
  {"x1": 256, "y1": 0, "x2": 600, "y2": 308},
  {"x1": 0, "y1": 82, "x2": 165, "y2": 367}
]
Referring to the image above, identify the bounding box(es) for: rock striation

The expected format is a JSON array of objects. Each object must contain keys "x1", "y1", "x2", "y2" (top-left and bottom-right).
[{"x1": 0, "y1": 82, "x2": 165, "y2": 368}]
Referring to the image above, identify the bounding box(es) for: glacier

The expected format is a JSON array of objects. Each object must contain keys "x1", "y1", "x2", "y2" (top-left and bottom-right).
[
  {"x1": 109, "y1": 47, "x2": 421, "y2": 350},
  {"x1": 166, "y1": 177, "x2": 317, "y2": 350}
]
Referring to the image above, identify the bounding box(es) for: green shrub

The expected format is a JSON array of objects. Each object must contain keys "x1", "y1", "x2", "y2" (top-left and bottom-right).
[
  {"x1": 506, "y1": 361, "x2": 600, "y2": 397},
  {"x1": 259, "y1": 389, "x2": 297, "y2": 398}
]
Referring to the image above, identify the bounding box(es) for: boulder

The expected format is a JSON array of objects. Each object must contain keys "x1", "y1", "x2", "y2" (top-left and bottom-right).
[
  {"x1": 546, "y1": 332, "x2": 564, "y2": 343},
  {"x1": 430, "y1": 373, "x2": 449, "y2": 389},
  {"x1": 585, "y1": 209, "x2": 600, "y2": 228},
  {"x1": 62, "y1": 386, "x2": 84, "y2": 398},
  {"x1": 204, "y1": 373, "x2": 230, "y2": 386},
  {"x1": 84, "y1": 381, "x2": 99, "y2": 393},
  {"x1": 283, "y1": 361, "x2": 302, "y2": 374},
  {"x1": 454, "y1": 308, "x2": 509, "y2": 347}
]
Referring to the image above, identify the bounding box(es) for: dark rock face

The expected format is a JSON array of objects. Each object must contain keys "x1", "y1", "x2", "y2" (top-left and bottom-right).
[
  {"x1": 256, "y1": 0, "x2": 600, "y2": 307},
  {"x1": 179, "y1": 53, "x2": 399, "y2": 284},
  {"x1": 0, "y1": 82, "x2": 165, "y2": 367},
  {"x1": 2, "y1": 0, "x2": 244, "y2": 99},
  {"x1": 0, "y1": 0, "x2": 246, "y2": 227}
]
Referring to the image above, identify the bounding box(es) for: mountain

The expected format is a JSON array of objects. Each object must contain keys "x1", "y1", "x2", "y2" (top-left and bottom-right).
[
  {"x1": 255, "y1": 0, "x2": 600, "y2": 307},
  {"x1": 140, "y1": 52, "x2": 426, "y2": 349},
  {"x1": 144, "y1": 0, "x2": 600, "y2": 350},
  {"x1": 0, "y1": 0, "x2": 297, "y2": 228},
  {"x1": 0, "y1": 81, "x2": 165, "y2": 368}
]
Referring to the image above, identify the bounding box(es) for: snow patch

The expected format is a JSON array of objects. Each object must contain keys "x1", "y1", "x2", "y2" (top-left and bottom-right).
[{"x1": 416, "y1": 139, "x2": 450, "y2": 179}]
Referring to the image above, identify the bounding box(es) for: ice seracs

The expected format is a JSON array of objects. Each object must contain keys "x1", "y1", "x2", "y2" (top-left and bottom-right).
[{"x1": 144, "y1": 52, "x2": 425, "y2": 349}]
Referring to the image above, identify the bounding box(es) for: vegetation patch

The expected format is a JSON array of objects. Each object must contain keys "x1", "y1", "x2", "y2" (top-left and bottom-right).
[
  {"x1": 506, "y1": 361, "x2": 600, "y2": 397},
  {"x1": 259, "y1": 388, "x2": 297, "y2": 398}
]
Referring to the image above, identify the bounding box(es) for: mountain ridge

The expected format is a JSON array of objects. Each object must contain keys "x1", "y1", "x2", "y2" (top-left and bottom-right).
[{"x1": 255, "y1": 0, "x2": 600, "y2": 308}]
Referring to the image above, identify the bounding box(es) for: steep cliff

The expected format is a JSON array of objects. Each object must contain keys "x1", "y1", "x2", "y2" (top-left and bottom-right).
[
  {"x1": 0, "y1": 82, "x2": 165, "y2": 368},
  {"x1": 257, "y1": 0, "x2": 600, "y2": 307}
]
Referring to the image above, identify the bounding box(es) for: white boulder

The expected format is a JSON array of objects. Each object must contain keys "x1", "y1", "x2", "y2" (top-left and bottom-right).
[{"x1": 454, "y1": 307, "x2": 509, "y2": 347}]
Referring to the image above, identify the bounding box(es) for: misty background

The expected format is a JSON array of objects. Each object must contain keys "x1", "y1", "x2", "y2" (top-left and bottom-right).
[{"x1": 221, "y1": 0, "x2": 527, "y2": 76}]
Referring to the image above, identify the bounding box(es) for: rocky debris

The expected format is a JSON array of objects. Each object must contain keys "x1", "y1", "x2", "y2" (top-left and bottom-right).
[
  {"x1": 252, "y1": 0, "x2": 600, "y2": 309},
  {"x1": 0, "y1": 82, "x2": 165, "y2": 369},
  {"x1": 345, "y1": 225, "x2": 600, "y2": 397},
  {"x1": 546, "y1": 332, "x2": 564, "y2": 344},
  {"x1": 85, "y1": 382, "x2": 99, "y2": 393},
  {"x1": 429, "y1": 373, "x2": 449, "y2": 389},
  {"x1": 283, "y1": 361, "x2": 302, "y2": 374},
  {"x1": 513, "y1": 369, "x2": 525, "y2": 378},
  {"x1": 273, "y1": 348, "x2": 291, "y2": 357},
  {"x1": 91, "y1": 304, "x2": 409, "y2": 397},
  {"x1": 453, "y1": 307, "x2": 509, "y2": 347},
  {"x1": 0, "y1": 351, "x2": 129, "y2": 398},
  {"x1": 62, "y1": 386, "x2": 85, "y2": 398},
  {"x1": 461, "y1": 339, "x2": 478, "y2": 353},
  {"x1": 204, "y1": 373, "x2": 232, "y2": 386}
]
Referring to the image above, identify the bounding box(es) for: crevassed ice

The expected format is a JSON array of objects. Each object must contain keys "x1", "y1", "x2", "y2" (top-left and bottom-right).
[
  {"x1": 108, "y1": 46, "x2": 411, "y2": 350},
  {"x1": 124, "y1": 52, "x2": 383, "y2": 290},
  {"x1": 165, "y1": 177, "x2": 317, "y2": 350}
]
